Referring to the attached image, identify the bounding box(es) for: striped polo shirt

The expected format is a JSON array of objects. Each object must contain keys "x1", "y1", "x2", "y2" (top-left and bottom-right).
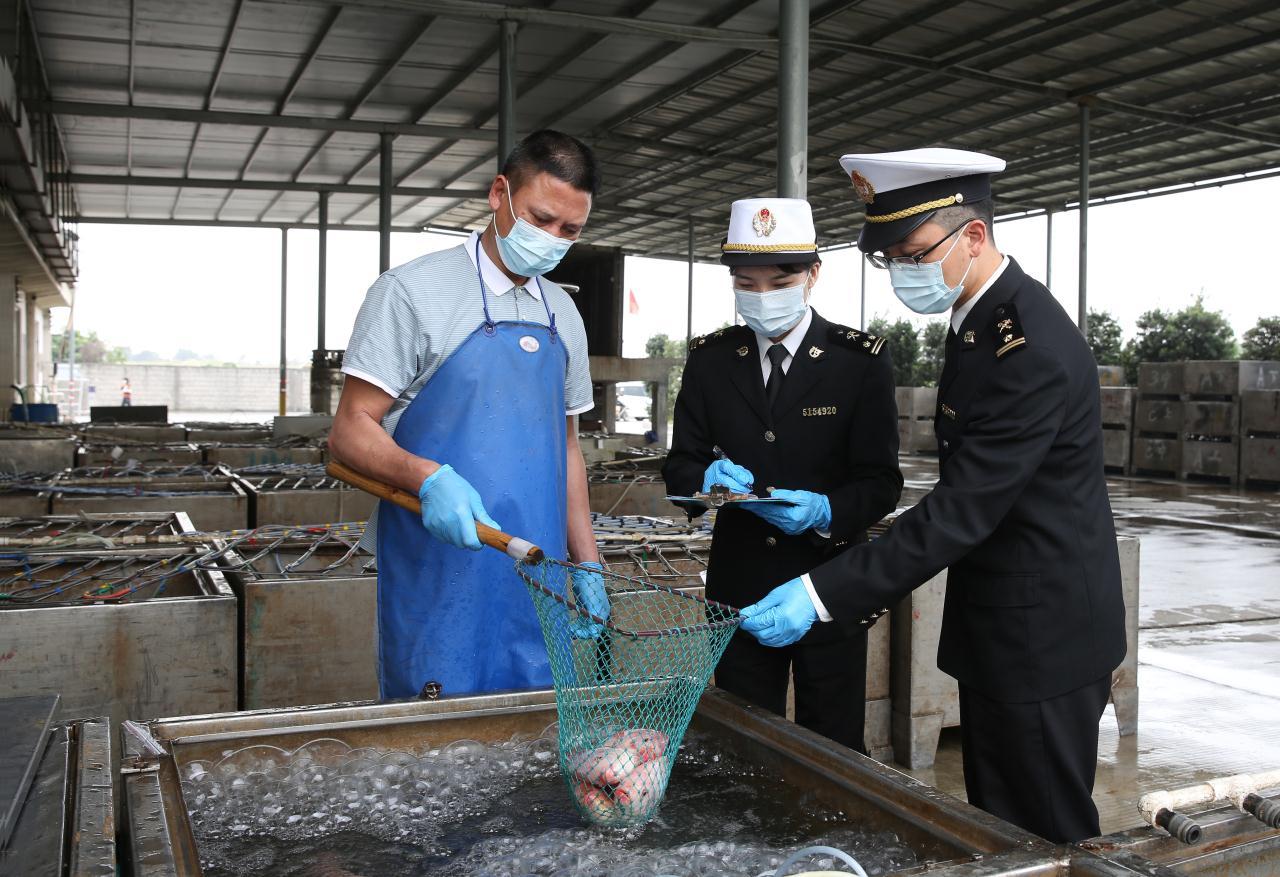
[{"x1": 342, "y1": 231, "x2": 594, "y2": 550}]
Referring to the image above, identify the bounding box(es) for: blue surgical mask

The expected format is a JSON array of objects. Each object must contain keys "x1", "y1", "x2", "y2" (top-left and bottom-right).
[
  {"x1": 887, "y1": 232, "x2": 975, "y2": 314},
  {"x1": 734, "y1": 283, "x2": 809, "y2": 338},
  {"x1": 493, "y1": 190, "x2": 575, "y2": 277}
]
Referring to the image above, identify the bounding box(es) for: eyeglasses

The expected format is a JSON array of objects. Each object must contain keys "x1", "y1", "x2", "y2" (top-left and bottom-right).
[{"x1": 864, "y1": 220, "x2": 973, "y2": 270}]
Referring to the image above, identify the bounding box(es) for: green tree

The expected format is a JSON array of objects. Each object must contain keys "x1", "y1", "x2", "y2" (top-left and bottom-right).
[
  {"x1": 1242, "y1": 316, "x2": 1280, "y2": 361},
  {"x1": 916, "y1": 321, "x2": 949, "y2": 387},
  {"x1": 1086, "y1": 310, "x2": 1124, "y2": 366},
  {"x1": 1122, "y1": 296, "x2": 1237, "y2": 382},
  {"x1": 52, "y1": 329, "x2": 116, "y2": 364},
  {"x1": 644, "y1": 333, "x2": 688, "y2": 401},
  {"x1": 868, "y1": 317, "x2": 920, "y2": 387}
]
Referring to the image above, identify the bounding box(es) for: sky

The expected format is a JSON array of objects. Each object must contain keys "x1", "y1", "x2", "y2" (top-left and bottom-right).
[{"x1": 59, "y1": 173, "x2": 1280, "y2": 365}]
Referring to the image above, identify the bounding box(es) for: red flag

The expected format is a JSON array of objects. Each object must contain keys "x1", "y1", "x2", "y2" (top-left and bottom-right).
[{"x1": 628, "y1": 289, "x2": 640, "y2": 315}]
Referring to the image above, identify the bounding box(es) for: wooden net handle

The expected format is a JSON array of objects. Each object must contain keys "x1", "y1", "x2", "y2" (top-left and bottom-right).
[{"x1": 325, "y1": 459, "x2": 543, "y2": 562}]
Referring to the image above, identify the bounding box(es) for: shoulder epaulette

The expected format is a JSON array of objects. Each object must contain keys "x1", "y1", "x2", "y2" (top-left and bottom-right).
[
  {"x1": 688, "y1": 324, "x2": 750, "y2": 352},
  {"x1": 829, "y1": 324, "x2": 885, "y2": 356},
  {"x1": 993, "y1": 303, "x2": 1027, "y2": 359}
]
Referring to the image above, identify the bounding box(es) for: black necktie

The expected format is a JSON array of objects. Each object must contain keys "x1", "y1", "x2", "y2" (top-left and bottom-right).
[
  {"x1": 765, "y1": 343, "x2": 789, "y2": 410},
  {"x1": 939, "y1": 328, "x2": 959, "y2": 391}
]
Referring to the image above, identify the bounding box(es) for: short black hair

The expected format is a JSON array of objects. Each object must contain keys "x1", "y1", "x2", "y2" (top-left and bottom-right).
[
  {"x1": 729, "y1": 258, "x2": 821, "y2": 276},
  {"x1": 929, "y1": 197, "x2": 995, "y2": 238},
  {"x1": 501, "y1": 129, "x2": 600, "y2": 197}
]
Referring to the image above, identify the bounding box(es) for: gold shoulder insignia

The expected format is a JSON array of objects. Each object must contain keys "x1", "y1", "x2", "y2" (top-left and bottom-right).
[
  {"x1": 830, "y1": 324, "x2": 884, "y2": 356},
  {"x1": 993, "y1": 303, "x2": 1027, "y2": 359},
  {"x1": 690, "y1": 324, "x2": 749, "y2": 353}
]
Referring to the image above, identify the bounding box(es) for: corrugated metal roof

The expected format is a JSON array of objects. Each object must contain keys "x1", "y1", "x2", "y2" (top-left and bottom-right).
[{"x1": 31, "y1": 0, "x2": 1280, "y2": 259}]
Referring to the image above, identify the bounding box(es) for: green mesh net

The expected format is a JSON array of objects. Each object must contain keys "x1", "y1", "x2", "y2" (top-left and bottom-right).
[{"x1": 515, "y1": 556, "x2": 741, "y2": 827}]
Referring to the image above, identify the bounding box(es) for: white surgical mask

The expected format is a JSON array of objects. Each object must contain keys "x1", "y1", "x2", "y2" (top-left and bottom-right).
[
  {"x1": 493, "y1": 190, "x2": 575, "y2": 277},
  {"x1": 734, "y1": 283, "x2": 808, "y2": 337},
  {"x1": 887, "y1": 230, "x2": 975, "y2": 315}
]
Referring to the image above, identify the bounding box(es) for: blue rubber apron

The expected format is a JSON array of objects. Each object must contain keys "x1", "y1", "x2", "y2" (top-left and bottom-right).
[{"x1": 376, "y1": 240, "x2": 568, "y2": 699}]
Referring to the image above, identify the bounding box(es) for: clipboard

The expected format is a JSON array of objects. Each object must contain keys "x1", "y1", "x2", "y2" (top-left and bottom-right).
[{"x1": 666, "y1": 494, "x2": 800, "y2": 514}]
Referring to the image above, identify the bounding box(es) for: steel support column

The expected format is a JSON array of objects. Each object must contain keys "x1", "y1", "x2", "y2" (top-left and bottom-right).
[
  {"x1": 317, "y1": 191, "x2": 328, "y2": 352},
  {"x1": 1045, "y1": 208, "x2": 1054, "y2": 289},
  {"x1": 498, "y1": 19, "x2": 518, "y2": 168},
  {"x1": 279, "y1": 228, "x2": 288, "y2": 416},
  {"x1": 1078, "y1": 102, "x2": 1089, "y2": 333},
  {"x1": 379, "y1": 132, "x2": 393, "y2": 273},
  {"x1": 686, "y1": 219, "x2": 694, "y2": 345},
  {"x1": 777, "y1": 0, "x2": 809, "y2": 198}
]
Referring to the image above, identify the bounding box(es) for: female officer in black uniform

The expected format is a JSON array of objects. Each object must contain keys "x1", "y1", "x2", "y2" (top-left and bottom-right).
[{"x1": 662, "y1": 197, "x2": 902, "y2": 752}]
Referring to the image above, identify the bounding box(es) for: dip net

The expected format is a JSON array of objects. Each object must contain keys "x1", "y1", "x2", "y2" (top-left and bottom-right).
[{"x1": 515, "y1": 557, "x2": 741, "y2": 828}]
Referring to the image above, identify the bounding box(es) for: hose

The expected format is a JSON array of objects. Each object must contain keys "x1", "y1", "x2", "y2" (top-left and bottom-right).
[{"x1": 765, "y1": 845, "x2": 869, "y2": 877}]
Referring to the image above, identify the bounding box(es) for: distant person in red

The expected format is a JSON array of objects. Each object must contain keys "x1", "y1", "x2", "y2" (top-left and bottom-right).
[{"x1": 120, "y1": 378, "x2": 132, "y2": 407}]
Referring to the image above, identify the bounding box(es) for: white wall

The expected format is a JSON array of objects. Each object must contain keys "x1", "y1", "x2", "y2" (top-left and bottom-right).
[{"x1": 71, "y1": 362, "x2": 312, "y2": 413}]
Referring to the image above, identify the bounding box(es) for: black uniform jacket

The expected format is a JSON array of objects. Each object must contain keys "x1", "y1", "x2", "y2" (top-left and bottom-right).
[
  {"x1": 809, "y1": 259, "x2": 1126, "y2": 701},
  {"x1": 662, "y1": 309, "x2": 903, "y2": 643}
]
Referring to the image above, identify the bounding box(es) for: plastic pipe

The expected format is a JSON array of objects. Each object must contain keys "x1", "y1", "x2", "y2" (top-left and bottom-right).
[{"x1": 1139, "y1": 769, "x2": 1280, "y2": 839}]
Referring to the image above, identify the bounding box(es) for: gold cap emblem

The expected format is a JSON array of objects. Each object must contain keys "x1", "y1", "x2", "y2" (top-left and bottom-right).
[
  {"x1": 751, "y1": 207, "x2": 776, "y2": 237},
  {"x1": 850, "y1": 170, "x2": 876, "y2": 204}
]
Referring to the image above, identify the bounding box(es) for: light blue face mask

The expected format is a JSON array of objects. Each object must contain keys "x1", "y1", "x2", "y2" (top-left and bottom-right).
[
  {"x1": 734, "y1": 282, "x2": 809, "y2": 338},
  {"x1": 886, "y1": 229, "x2": 975, "y2": 315},
  {"x1": 493, "y1": 189, "x2": 576, "y2": 277}
]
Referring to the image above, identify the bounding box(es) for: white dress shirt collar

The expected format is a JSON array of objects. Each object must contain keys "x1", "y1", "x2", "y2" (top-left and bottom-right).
[
  {"x1": 466, "y1": 230, "x2": 542, "y2": 300},
  {"x1": 950, "y1": 254, "x2": 1009, "y2": 332},
  {"x1": 755, "y1": 306, "x2": 813, "y2": 372}
]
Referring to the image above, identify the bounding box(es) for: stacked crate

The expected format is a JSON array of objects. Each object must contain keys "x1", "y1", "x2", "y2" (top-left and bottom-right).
[
  {"x1": 1132, "y1": 363, "x2": 1184, "y2": 479},
  {"x1": 1242, "y1": 387, "x2": 1280, "y2": 488},
  {"x1": 895, "y1": 387, "x2": 937, "y2": 455},
  {"x1": 1134, "y1": 361, "x2": 1280, "y2": 484},
  {"x1": 1099, "y1": 386, "x2": 1135, "y2": 473}
]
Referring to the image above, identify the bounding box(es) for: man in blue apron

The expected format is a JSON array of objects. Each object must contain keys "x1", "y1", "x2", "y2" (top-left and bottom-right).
[{"x1": 329, "y1": 130, "x2": 608, "y2": 699}]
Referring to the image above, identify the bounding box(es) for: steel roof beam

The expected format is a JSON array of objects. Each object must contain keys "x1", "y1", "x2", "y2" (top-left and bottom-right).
[
  {"x1": 391, "y1": 0, "x2": 758, "y2": 227},
  {"x1": 37, "y1": 100, "x2": 498, "y2": 141},
  {"x1": 327, "y1": 0, "x2": 578, "y2": 224},
  {"x1": 126, "y1": 0, "x2": 136, "y2": 217},
  {"x1": 291, "y1": 0, "x2": 1280, "y2": 150},
  {"x1": 255, "y1": 12, "x2": 437, "y2": 221},
  {"x1": 272, "y1": 0, "x2": 778, "y2": 47},
  {"x1": 328, "y1": 0, "x2": 665, "y2": 224},
  {"x1": 70, "y1": 215, "x2": 429, "y2": 233},
  {"x1": 583, "y1": 0, "x2": 873, "y2": 145},
  {"x1": 409, "y1": 0, "x2": 810, "y2": 227},
  {"x1": 176, "y1": 0, "x2": 247, "y2": 218},
  {"x1": 600, "y1": 0, "x2": 1279, "y2": 212},
  {"x1": 321, "y1": 31, "x2": 503, "y2": 194},
  {"x1": 57, "y1": 172, "x2": 490, "y2": 198},
  {"x1": 598, "y1": 0, "x2": 1149, "y2": 207},
  {"x1": 610, "y1": 17, "x2": 1280, "y2": 216},
  {"x1": 216, "y1": 3, "x2": 344, "y2": 222}
]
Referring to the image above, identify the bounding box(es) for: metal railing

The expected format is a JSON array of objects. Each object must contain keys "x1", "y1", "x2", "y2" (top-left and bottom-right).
[{"x1": 6, "y1": 0, "x2": 80, "y2": 278}]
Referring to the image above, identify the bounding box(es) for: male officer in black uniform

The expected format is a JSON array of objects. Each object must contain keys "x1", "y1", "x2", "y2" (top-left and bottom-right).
[
  {"x1": 738, "y1": 150, "x2": 1126, "y2": 843},
  {"x1": 663, "y1": 197, "x2": 902, "y2": 752}
]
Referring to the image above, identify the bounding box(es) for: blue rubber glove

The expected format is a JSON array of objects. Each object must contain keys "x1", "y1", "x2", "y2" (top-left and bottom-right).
[
  {"x1": 417, "y1": 464, "x2": 500, "y2": 551},
  {"x1": 745, "y1": 488, "x2": 832, "y2": 535},
  {"x1": 739, "y1": 578, "x2": 818, "y2": 647},
  {"x1": 702, "y1": 458, "x2": 754, "y2": 494},
  {"x1": 569, "y1": 561, "x2": 610, "y2": 639}
]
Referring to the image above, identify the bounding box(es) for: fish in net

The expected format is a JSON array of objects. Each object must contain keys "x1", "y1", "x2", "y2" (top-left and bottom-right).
[
  {"x1": 515, "y1": 555, "x2": 740, "y2": 826},
  {"x1": 326, "y1": 460, "x2": 741, "y2": 828}
]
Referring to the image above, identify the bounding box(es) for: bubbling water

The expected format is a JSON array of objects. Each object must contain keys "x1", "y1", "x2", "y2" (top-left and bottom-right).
[{"x1": 184, "y1": 726, "x2": 919, "y2": 877}]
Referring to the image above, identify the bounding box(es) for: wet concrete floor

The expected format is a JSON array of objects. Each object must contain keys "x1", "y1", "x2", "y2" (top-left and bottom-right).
[{"x1": 893, "y1": 456, "x2": 1280, "y2": 834}]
